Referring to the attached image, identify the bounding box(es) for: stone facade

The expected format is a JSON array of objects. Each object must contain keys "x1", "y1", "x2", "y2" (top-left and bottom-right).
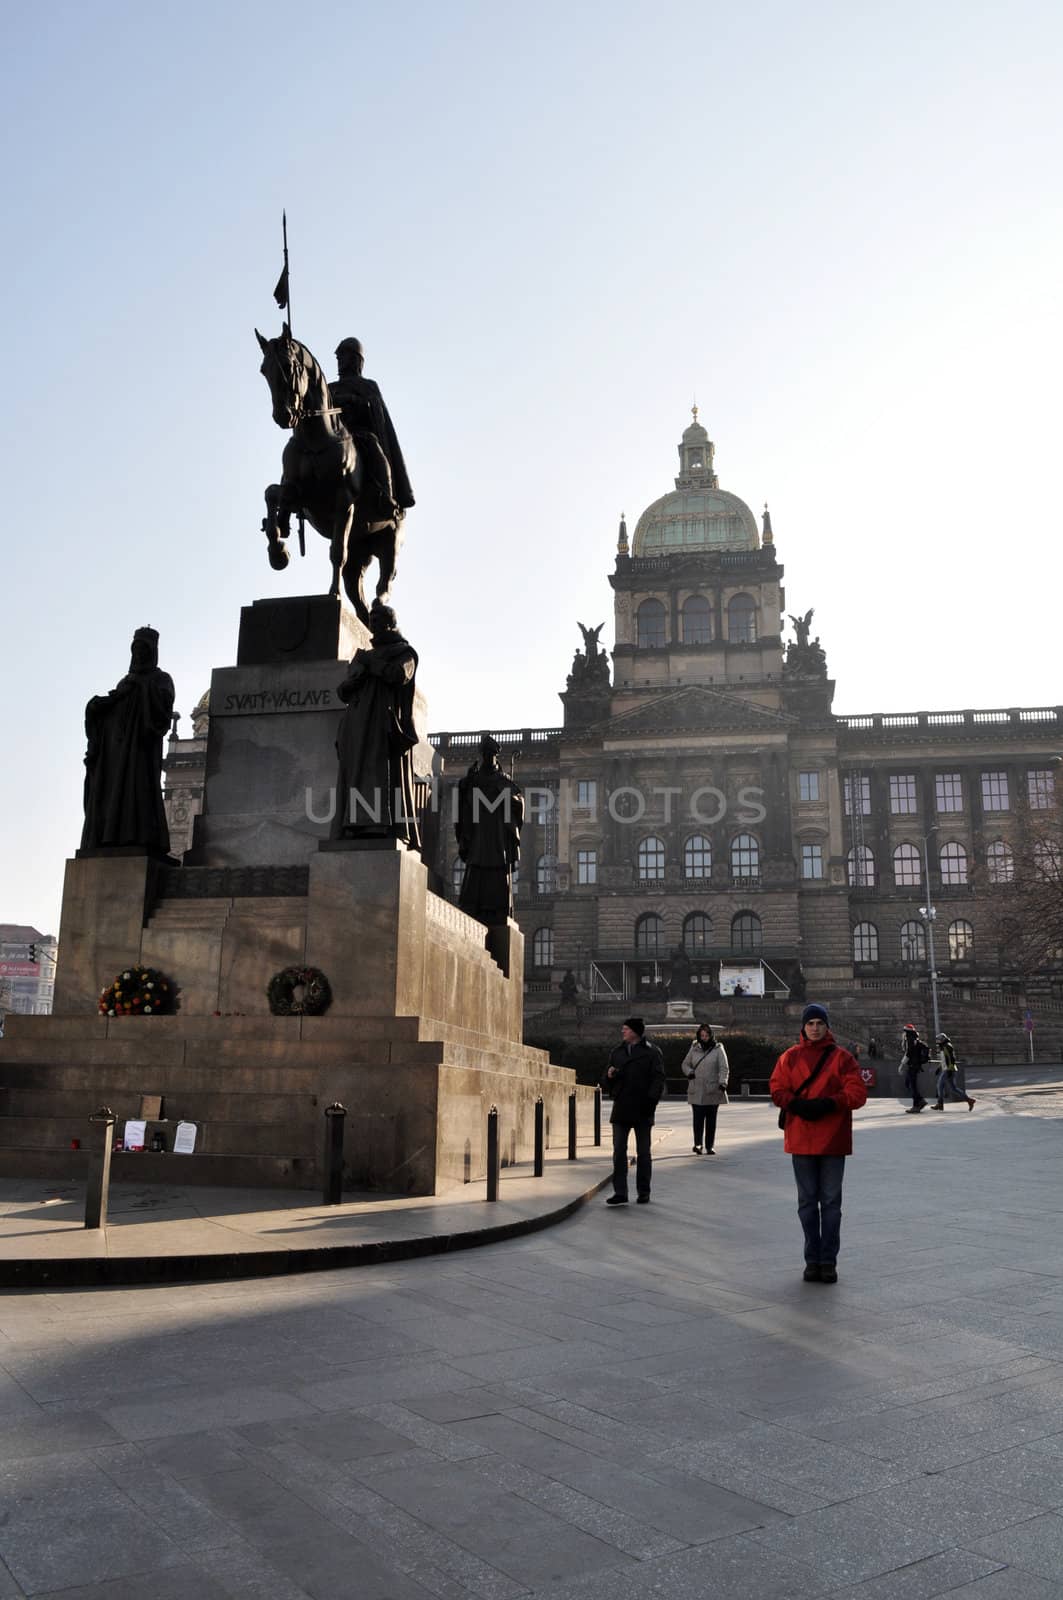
[{"x1": 427, "y1": 417, "x2": 1063, "y2": 1024}]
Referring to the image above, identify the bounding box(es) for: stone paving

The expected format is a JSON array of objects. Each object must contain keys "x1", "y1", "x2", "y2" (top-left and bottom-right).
[{"x1": 3, "y1": 1087, "x2": 1063, "y2": 1598}]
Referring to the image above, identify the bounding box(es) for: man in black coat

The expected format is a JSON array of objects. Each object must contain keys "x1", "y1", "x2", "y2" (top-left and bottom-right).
[{"x1": 602, "y1": 1017, "x2": 666, "y2": 1206}]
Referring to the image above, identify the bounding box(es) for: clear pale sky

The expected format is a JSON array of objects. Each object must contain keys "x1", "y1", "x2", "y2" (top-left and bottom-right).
[{"x1": 2, "y1": 0, "x2": 1060, "y2": 937}]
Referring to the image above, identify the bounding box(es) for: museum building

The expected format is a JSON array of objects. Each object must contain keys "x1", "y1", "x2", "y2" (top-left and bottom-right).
[{"x1": 426, "y1": 413, "x2": 1063, "y2": 1013}]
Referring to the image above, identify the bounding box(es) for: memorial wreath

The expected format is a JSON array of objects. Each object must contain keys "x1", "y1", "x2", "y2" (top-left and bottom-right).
[
  {"x1": 98, "y1": 965, "x2": 176, "y2": 1017},
  {"x1": 266, "y1": 965, "x2": 332, "y2": 1017}
]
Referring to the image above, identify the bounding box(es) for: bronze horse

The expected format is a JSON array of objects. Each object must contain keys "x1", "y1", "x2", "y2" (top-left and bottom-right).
[{"x1": 255, "y1": 329, "x2": 403, "y2": 624}]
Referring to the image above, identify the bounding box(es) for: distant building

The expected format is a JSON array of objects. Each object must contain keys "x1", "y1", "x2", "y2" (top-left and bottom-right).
[
  {"x1": 0, "y1": 925, "x2": 57, "y2": 1016},
  {"x1": 426, "y1": 414, "x2": 1063, "y2": 1024},
  {"x1": 163, "y1": 690, "x2": 209, "y2": 858}
]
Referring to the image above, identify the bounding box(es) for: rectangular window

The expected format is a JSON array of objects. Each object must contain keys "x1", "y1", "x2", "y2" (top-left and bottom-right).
[
  {"x1": 576, "y1": 849, "x2": 597, "y2": 885},
  {"x1": 798, "y1": 772, "x2": 820, "y2": 803},
  {"x1": 576, "y1": 780, "x2": 597, "y2": 809},
  {"x1": 1029, "y1": 770, "x2": 1056, "y2": 810},
  {"x1": 889, "y1": 774, "x2": 918, "y2": 815},
  {"x1": 843, "y1": 775, "x2": 871, "y2": 816},
  {"x1": 801, "y1": 842, "x2": 824, "y2": 880},
  {"x1": 935, "y1": 773, "x2": 964, "y2": 813},
  {"x1": 981, "y1": 771, "x2": 1010, "y2": 812}
]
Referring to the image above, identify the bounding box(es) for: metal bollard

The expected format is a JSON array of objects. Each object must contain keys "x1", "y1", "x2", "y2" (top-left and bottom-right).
[
  {"x1": 593, "y1": 1087, "x2": 602, "y2": 1146},
  {"x1": 84, "y1": 1106, "x2": 116, "y2": 1229},
  {"x1": 323, "y1": 1102, "x2": 347, "y2": 1205},
  {"x1": 568, "y1": 1092, "x2": 577, "y2": 1160},
  {"x1": 486, "y1": 1105, "x2": 500, "y2": 1200},
  {"x1": 533, "y1": 1097, "x2": 544, "y2": 1177}
]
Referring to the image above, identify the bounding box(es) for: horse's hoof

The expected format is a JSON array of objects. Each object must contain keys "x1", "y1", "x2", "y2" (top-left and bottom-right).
[{"x1": 267, "y1": 542, "x2": 289, "y2": 572}]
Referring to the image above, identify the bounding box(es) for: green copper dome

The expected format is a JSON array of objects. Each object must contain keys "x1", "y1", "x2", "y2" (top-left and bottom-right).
[{"x1": 631, "y1": 414, "x2": 759, "y2": 556}]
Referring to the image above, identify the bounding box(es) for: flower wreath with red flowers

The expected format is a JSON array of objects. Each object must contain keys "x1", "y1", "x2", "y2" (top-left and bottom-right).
[
  {"x1": 98, "y1": 965, "x2": 176, "y2": 1017},
  {"x1": 266, "y1": 966, "x2": 332, "y2": 1017}
]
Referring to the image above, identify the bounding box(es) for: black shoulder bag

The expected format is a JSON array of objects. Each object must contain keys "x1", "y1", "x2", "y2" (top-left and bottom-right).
[{"x1": 777, "y1": 1046, "x2": 836, "y2": 1130}]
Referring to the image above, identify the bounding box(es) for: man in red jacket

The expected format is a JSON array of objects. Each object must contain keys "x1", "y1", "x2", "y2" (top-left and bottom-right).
[{"x1": 770, "y1": 1002, "x2": 867, "y2": 1284}]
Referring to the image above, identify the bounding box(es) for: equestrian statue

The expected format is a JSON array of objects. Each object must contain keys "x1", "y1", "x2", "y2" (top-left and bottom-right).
[{"x1": 255, "y1": 328, "x2": 414, "y2": 624}]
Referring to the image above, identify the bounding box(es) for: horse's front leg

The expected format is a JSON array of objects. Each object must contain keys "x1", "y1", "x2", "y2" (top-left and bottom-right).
[
  {"x1": 262, "y1": 484, "x2": 290, "y2": 571},
  {"x1": 328, "y1": 503, "x2": 354, "y2": 602}
]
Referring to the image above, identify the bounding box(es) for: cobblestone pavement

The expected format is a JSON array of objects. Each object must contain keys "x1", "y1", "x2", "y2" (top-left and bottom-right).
[{"x1": 3, "y1": 1091, "x2": 1063, "y2": 1599}]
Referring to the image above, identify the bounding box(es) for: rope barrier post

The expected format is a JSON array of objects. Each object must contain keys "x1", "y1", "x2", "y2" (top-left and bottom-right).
[
  {"x1": 323, "y1": 1102, "x2": 347, "y2": 1205},
  {"x1": 84, "y1": 1106, "x2": 116, "y2": 1229},
  {"x1": 568, "y1": 1092, "x2": 577, "y2": 1161},
  {"x1": 533, "y1": 1097, "x2": 544, "y2": 1177},
  {"x1": 593, "y1": 1087, "x2": 602, "y2": 1146}
]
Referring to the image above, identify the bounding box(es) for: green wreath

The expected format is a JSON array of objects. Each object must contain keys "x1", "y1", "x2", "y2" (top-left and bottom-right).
[
  {"x1": 266, "y1": 966, "x2": 332, "y2": 1017},
  {"x1": 98, "y1": 965, "x2": 176, "y2": 1017}
]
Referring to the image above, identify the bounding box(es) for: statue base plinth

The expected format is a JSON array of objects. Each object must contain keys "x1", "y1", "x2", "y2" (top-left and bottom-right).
[{"x1": 665, "y1": 1000, "x2": 696, "y2": 1022}]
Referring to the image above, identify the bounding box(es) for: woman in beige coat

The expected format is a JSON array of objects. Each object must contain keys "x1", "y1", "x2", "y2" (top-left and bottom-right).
[{"x1": 681, "y1": 1023, "x2": 729, "y2": 1154}]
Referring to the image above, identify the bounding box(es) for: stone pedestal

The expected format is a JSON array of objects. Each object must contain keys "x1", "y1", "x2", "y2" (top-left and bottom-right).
[{"x1": 186, "y1": 595, "x2": 432, "y2": 869}]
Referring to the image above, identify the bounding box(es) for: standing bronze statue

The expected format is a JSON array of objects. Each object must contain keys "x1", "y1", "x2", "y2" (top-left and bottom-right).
[
  {"x1": 256, "y1": 329, "x2": 413, "y2": 625},
  {"x1": 80, "y1": 628, "x2": 175, "y2": 854},
  {"x1": 455, "y1": 735, "x2": 524, "y2": 926},
  {"x1": 332, "y1": 600, "x2": 420, "y2": 846}
]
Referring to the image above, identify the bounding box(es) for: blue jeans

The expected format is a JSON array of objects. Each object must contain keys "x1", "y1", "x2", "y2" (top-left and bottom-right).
[
  {"x1": 936, "y1": 1068, "x2": 967, "y2": 1103},
  {"x1": 612, "y1": 1120, "x2": 652, "y2": 1198},
  {"x1": 791, "y1": 1155, "x2": 846, "y2": 1266}
]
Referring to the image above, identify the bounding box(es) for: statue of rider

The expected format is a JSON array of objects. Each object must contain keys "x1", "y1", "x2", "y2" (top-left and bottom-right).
[{"x1": 331, "y1": 338, "x2": 415, "y2": 526}]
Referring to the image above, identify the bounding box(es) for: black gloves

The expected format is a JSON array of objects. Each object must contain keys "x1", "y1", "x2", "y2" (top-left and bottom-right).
[{"x1": 790, "y1": 1097, "x2": 836, "y2": 1121}]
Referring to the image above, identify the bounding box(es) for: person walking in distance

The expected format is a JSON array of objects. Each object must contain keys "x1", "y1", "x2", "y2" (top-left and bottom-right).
[
  {"x1": 901, "y1": 1023, "x2": 930, "y2": 1113},
  {"x1": 932, "y1": 1033, "x2": 976, "y2": 1111},
  {"x1": 602, "y1": 1018, "x2": 666, "y2": 1206},
  {"x1": 681, "y1": 1023, "x2": 729, "y2": 1154},
  {"x1": 770, "y1": 1003, "x2": 867, "y2": 1284}
]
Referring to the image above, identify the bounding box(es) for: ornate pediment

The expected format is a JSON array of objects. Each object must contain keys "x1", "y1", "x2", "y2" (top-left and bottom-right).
[{"x1": 577, "y1": 686, "x2": 797, "y2": 739}]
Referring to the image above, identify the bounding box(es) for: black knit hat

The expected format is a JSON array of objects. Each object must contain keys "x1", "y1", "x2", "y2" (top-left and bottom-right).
[{"x1": 623, "y1": 1016, "x2": 645, "y2": 1036}]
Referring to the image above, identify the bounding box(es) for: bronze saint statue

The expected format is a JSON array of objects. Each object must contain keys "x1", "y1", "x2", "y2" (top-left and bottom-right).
[
  {"x1": 332, "y1": 337, "x2": 414, "y2": 525},
  {"x1": 455, "y1": 735, "x2": 524, "y2": 926},
  {"x1": 789, "y1": 609, "x2": 814, "y2": 649},
  {"x1": 256, "y1": 329, "x2": 412, "y2": 625},
  {"x1": 332, "y1": 600, "x2": 420, "y2": 845},
  {"x1": 80, "y1": 628, "x2": 175, "y2": 854}
]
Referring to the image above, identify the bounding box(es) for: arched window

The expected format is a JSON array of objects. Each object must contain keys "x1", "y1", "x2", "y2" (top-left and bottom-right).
[
  {"x1": 511, "y1": 861, "x2": 520, "y2": 894},
  {"x1": 683, "y1": 912, "x2": 712, "y2": 953},
  {"x1": 892, "y1": 843, "x2": 921, "y2": 887},
  {"x1": 452, "y1": 858, "x2": 466, "y2": 895},
  {"x1": 637, "y1": 599, "x2": 667, "y2": 649},
  {"x1": 853, "y1": 922, "x2": 879, "y2": 963},
  {"x1": 635, "y1": 913, "x2": 662, "y2": 955},
  {"x1": 726, "y1": 593, "x2": 757, "y2": 643},
  {"x1": 731, "y1": 912, "x2": 762, "y2": 951},
  {"x1": 1034, "y1": 841, "x2": 1063, "y2": 882},
  {"x1": 730, "y1": 833, "x2": 760, "y2": 879},
  {"x1": 948, "y1": 919, "x2": 974, "y2": 961},
  {"x1": 637, "y1": 836, "x2": 665, "y2": 881},
  {"x1": 940, "y1": 841, "x2": 968, "y2": 886},
  {"x1": 681, "y1": 594, "x2": 712, "y2": 644},
  {"x1": 536, "y1": 854, "x2": 556, "y2": 893},
  {"x1": 900, "y1": 920, "x2": 926, "y2": 963},
  {"x1": 532, "y1": 928, "x2": 554, "y2": 967},
  {"x1": 986, "y1": 840, "x2": 1014, "y2": 884},
  {"x1": 684, "y1": 834, "x2": 712, "y2": 879},
  {"x1": 847, "y1": 845, "x2": 876, "y2": 887}
]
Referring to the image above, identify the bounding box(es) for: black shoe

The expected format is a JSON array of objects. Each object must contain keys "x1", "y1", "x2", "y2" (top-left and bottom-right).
[
  {"x1": 819, "y1": 1264, "x2": 838, "y2": 1284},
  {"x1": 606, "y1": 1194, "x2": 628, "y2": 1206},
  {"x1": 705, "y1": 1148, "x2": 715, "y2": 1155},
  {"x1": 636, "y1": 1194, "x2": 650, "y2": 1204},
  {"x1": 692, "y1": 1146, "x2": 702, "y2": 1154},
  {"x1": 803, "y1": 1264, "x2": 821, "y2": 1282}
]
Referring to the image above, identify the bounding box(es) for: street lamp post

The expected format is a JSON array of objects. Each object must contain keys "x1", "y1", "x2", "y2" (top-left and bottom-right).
[{"x1": 919, "y1": 828, "x2": 942, "y2": 1056}]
